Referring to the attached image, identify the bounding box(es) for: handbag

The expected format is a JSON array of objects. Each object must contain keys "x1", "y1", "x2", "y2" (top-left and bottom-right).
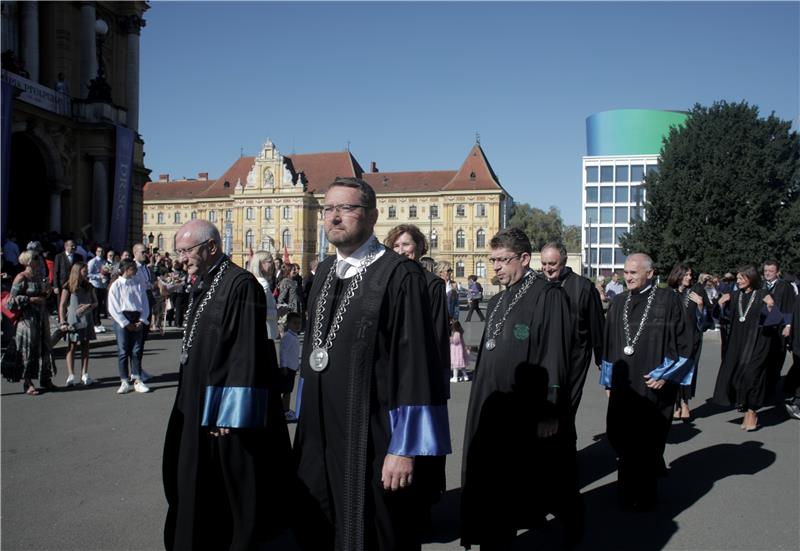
[{"x1": 1, "y1": 289, "x2": 21, "y2": 326}]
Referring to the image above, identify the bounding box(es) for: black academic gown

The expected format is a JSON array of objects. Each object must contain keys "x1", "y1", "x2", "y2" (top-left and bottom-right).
[
  {"x1": 555, "y1": 267, "x2": 605, "y2": 415},
  {"x1": 764, "y1": 279, "x2": 796, "y2": 393},
  {"x1": 713, "y1": 288, "x2": 783, "y2": 410},
  {"x1": 461, "y1": 273, "x2": 575, "y2": 548},
  {"x1": 162, "y1": 259, "x2": 293, "y2": 551},
  {"x1": 674, "y1": 283, "x2": 713, "y2": 402},
  {"x1": 294, "y1": 250, "x2": 451, "y2": 551},
  {"x1": 601, "y1": 286, "x2": 692, "y2": 507}
]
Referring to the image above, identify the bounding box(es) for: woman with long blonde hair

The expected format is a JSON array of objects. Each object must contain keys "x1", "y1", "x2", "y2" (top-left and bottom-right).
[
  {"x1": 59, "y1": 261, "x2": 98, "y2": 386},
  {"x1": 248, "y1": 250, "x2": 279, "y2": 340}
]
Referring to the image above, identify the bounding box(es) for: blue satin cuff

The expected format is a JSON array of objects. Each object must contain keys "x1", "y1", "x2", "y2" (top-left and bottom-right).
[
  {"x1": 599, "y1": 360, "x2": 613, "y2": 387},
  {"x1": 762, "y1": 306, "x2": 783, "y2": 327},
  {"x1": 648, "y1": 356, "x2": 694, "y2": 385},
  {"x1": 782, "y1": 311, "x2": 793, "y2": 325},
  {"x1": 388, "y1": 405, "x2": 452, "y2": 456},
  {"x1": 202, "y1": 386, "x2": 268, "y2": 428}
]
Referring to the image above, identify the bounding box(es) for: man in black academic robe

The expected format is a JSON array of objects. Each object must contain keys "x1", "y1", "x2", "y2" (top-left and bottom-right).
[
  {"x1": 762, "y1": 261, "x2": 795, "y2": 397},
  {"x1": 540, "y1": 242, "x2": 605, "y2": 415},
  {"x1": 163, "y1": 220, "x2": 292, "y2": 551},
  {"x1": 601, "y1": 253, "x2": 693, "y2": 510},
  {"x1": 461, "y1": 228, "x2": 577, "y2": 549},
  {"x1": 785, "y1": 293, "x2": 800, "y2": 419},
  {"x1": 294, "y1": 179, "x2": 451, "y2": 551}
]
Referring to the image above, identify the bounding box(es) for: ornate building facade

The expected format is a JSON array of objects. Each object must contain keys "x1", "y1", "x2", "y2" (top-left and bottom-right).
[
  {"x1": 143, "y1": 139, "x2": 512, "y2": 286},
  {"x1": 1, "y1": 1, "x2": 149, "y2": 249}
]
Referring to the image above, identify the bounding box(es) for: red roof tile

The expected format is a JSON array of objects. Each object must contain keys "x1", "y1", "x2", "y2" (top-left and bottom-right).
[
  {"x1": 198, "y1": 156, "x2": 255, "y2": 198},
  {"x1": 442, "y1": 144, "x2": 502, "y2": 191},
  {"x1": 143, "y1": 179, "x2": 214, "y2": 201},
  {"x1": 289, "y1": 151, "x2": 363, "y2": 193},
  {"x1": 363, "y1": 171, "x2": 457, "y2": 194}
]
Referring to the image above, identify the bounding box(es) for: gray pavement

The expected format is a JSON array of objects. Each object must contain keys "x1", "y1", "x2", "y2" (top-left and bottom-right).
[{"x1": 2, "y1": 316, "x2": 798, "y2": 550}]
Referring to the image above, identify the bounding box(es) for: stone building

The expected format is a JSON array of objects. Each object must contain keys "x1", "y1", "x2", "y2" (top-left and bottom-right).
[
  {"x1": 1, "y1": 1, "x2": 149, "y2": 250},
  {"x1": 143, "y1": 139, "x2": 512, "y2": 287}
]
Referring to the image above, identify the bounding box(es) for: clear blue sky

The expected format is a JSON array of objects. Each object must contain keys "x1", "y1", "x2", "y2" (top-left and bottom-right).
[{"x1": 140, "y1": 1, "x2": 799, "y2": 225}]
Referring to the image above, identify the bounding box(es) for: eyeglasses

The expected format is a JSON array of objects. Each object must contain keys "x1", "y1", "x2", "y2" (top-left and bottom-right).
[
  {"x1": 321, "y1": 204, "x2": 367, "y2": 217},
  {"x1": 176, "y1": 239, "x2": 210, "y2": 257},
  {"x1": 488, "y1": 255, "x2": 520, "y2": 265}
]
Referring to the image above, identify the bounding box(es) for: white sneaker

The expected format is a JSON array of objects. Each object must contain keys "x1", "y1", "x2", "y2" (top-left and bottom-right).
[
  {"x1": 450, "y1": 376, "x2": 459, "y2": 383},
  {"x1": 134, "y1": 379, "x2": 151, "y2": 393},
  {"x1": 139, "y1": 369, "x2": 153, "y2": 382},
  {"x1": 94, "y1": 325, "x2": 104, "y2": 333},
  {"x1": 65, "y1": 374, "x2": 76, "y2": 387},
  {"x1": 117, "y1": 380, "x2": 131, "y2": 394},
  {"x1": 81, "y1": 373, "x2": 93, "y2": 386}
]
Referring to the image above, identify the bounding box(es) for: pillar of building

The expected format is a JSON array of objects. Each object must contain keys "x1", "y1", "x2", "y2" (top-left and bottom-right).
[
  {"x1": 79, "y1": 2, "x2": 97, "y2": 98},
  {"x1": 92, "y1": 156, "x2": 109, "y2": 243},
  {"x1": 49, "y1": 191, "x2": 62, "y2": 233},
  {"x1": 19, "y1": 1, "x2": 39, "y2": 82},
  {"x1": 120, "y1": 15, "x2": 145, "y2": 132}
]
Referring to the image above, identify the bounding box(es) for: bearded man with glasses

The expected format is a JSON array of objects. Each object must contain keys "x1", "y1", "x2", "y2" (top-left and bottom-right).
[
  {"x1": 162, "y1": 219, "x2": 292, "y2": 551},
  {"x1": 294, "y1": 177, "x2": 451, "y2": 551},
  {"x1": 460, "y1": 227, "x2": 582, "y2": 549}
]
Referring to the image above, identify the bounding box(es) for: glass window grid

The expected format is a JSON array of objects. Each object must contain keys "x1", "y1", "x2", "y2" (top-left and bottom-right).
[
  {"x1": 455, "y1": 261, "x2": 465, "y2": 278},
  {"x1": 599, "y1": 227, "x2": 613, "y2": 244},
  {"x1": 586, "y1": 186, "x2": 598, "y2": 203},
  {"x1": 600, "y1": 166, "x2": 614, "y2": 182},
  {"x1": 586, "y1": 166, "x2": 598, "y2": 183},
  {"x1": 615, "y1": 165, "x2": 629, "y2": 182},
  {"x1": 409, "y1": 205, "x2": 417, "y2": 218},
  {"x1": 600, "y1": 207, "x2": 613, "y2": 224},
  {"x1": 600, "y1": 186, "x2": 613, "y2": 203}
]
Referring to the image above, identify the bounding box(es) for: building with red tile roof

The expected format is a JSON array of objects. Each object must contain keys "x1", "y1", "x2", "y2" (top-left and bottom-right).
[{"x1": 143, "y1": 139, "x2": 511, "y2": 285}]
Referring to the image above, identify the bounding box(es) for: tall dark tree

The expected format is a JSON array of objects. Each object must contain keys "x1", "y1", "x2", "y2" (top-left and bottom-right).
[{"x1": 620, "y1": 101, "x2": 800, "y2": 274}]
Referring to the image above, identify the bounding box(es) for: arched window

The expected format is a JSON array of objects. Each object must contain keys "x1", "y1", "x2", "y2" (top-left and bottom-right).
[
  {"x1": 456, "y1": 260, "x2": 465, "y2": 278},
  {"x1": 456, "y1": 229, "x2": 465, "y2": 248},
  {"x1": 245, "y1": 229, "x2": 254, "y2": 249},
  {"x1": 282, "y1": 229, "x2": 292, "y2": 248},
  {"x1": 456, "y1": 204, "x2": 465, "y2": 217},
  {"x1": 409, "y1": 205, "x2": 417, "y2": 218},
  {"x1": 476, "y1": 229, "x2": 486, "y2": 248},
  {"x1": 246, "y1": 207, "x2": 253, "y2": 220},
  {"x1": 174, "y1": 212, "x2": 181, "y2": 224},
  {"x1": 157, "y1": 212, "x2": 164, "y2": 224},
  {"x1": 157, "y1": 234, "x2": 164, "y2": 251},
  {"x1": 476, "y1": 261, "x2": 487, "y2": 279},
  {"x1": 388, "y1": 206, "x2": 397, "y2": 219},
  {"x1": 430, "y1": 230, "x2": 438, "y2": 249},
  {"x1": 190, "y1": 211, "x2": 197, "y2": 220}
]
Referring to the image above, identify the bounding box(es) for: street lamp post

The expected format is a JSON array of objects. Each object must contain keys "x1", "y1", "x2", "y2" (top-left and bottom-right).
[
  {"x1": 147, "y1": 232, "x2": 154, "y2": 254},
  {"x1": 87, "y1": 18, "x2": 112, "y2": 102}
]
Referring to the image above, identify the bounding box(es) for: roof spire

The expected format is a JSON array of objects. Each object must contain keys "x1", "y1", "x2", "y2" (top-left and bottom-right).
[
  {"x1": 346, "y1": 140, "x2": 351, "y2": 152},
  {"x1": 475, "y1": 132, "x2": 481, "y2": 145}
]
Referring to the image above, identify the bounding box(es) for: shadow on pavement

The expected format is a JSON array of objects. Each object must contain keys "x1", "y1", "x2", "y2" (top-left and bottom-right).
[{"x1": 513, "y1": 440, "x2": 776, "y2": 550}]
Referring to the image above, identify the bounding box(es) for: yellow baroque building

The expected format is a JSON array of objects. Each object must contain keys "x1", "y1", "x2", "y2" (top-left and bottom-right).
[{"x1": 143, "y1": 139, "x2": 512, "y2": 287}]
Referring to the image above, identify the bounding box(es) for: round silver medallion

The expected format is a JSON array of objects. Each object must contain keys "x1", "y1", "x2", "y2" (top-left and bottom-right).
[
  {"x1": 623, "y1": 345, "x2": 634, "y2": 356},
  {"x1": 180, "y1": 351, "x2": 188, "y2": 364},
  {"x1": 310, "y1": 348, "x2": 329, "y2": 372},
  {"x1": 739, "y1": 316, "x2": 746, "y2": 322},
  {"x1": 485, "y1": 338, "x2": 496, "y2": 351}
]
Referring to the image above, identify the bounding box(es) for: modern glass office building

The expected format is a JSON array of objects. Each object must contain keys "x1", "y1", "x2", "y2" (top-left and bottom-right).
[{"x1": 582, "y1": 109, "x2": 688, "y2": 277}]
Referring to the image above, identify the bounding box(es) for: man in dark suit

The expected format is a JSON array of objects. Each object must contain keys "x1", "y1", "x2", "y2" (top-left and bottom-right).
[{"x1": 53, "y1": 239, "x2": 84, "y2": 294}]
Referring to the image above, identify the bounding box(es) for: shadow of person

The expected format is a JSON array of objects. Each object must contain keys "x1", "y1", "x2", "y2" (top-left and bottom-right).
[
  {"x1": 690, "y1": 397, "x2": 735, "y2": 420},
  {"x1": 576, "y1": 433, "x2": 618, "y2": 489},
  {"x1": 423, "y1": 487, "x2": 462, "y2": 544},
  {"x1": 665, "y1": 420, "x2": 702, "y2": 444},
  {"x1": 514, "y1": 441, "x2": 776, "y2": 551}
]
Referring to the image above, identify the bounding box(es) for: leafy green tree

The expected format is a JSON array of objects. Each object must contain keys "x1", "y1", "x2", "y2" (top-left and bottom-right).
[
  {"x1": 508, "y1": 204, "x2": 564, "y2": 251},
  {"x1": 620, "y1": 101, "x2": 800, "y2": 275}
]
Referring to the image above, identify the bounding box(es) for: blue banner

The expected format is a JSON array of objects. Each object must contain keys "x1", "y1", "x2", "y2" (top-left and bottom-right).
[
  {"x1": 1, "y1": 81, "x2": 13, "y2": 240},
  {"x1": 109, "y1": 126, "x2": 135, "y2": 253}
]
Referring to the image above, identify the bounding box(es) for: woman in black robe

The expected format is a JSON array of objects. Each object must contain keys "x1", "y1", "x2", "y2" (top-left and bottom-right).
[
  {"x1": 666, "y1": 264, "x2": 712, "y2": 420},
  {"x1": 713, "y1": 265, "x2": 781, "y2": 431}
]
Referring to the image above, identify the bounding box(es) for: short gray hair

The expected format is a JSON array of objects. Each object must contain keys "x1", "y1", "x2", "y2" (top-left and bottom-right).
[
  {"x1": 627, "y1": 252, "x2": 653, "y2": 271},
  {"x1": 177, "y1": 220, "x2": 222, "y2": 249},
  {"x1": 541, "y1": 242, "x2": 568, "y2": 266}
]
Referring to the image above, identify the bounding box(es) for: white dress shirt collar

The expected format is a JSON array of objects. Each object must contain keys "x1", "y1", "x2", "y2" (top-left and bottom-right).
[{"x1": 335, "y1": 236, "x2": 385, "y2": 279}]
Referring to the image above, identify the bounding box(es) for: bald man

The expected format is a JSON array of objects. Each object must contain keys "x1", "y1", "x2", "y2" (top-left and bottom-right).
[
  {"x1": 601, "y1": 253, "x2": 693, "y2": 510},
  {"x1": 163, "y1": 220, "x2": 292, "y2": 551}
]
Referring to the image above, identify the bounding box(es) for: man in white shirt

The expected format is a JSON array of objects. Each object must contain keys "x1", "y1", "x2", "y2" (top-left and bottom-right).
[
  {"x1": 87, "y1": 246, "x2": 109, "y2": 332},
  {"x1": 107, "y1": 259, "x2": 151, "y2": 394},
  {"x1": 605, "y1": 272, "x2": 625, "y2": 298}
]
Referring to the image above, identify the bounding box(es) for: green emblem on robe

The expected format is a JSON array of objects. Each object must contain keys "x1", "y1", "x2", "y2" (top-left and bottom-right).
[{"x1": 513, "y1": 323, "x2": 530, "y2": 340}]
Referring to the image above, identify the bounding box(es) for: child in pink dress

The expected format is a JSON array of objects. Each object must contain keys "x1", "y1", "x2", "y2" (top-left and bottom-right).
[{"x1": 450, "y1": 321, "x2": 469, "y2": 382}]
